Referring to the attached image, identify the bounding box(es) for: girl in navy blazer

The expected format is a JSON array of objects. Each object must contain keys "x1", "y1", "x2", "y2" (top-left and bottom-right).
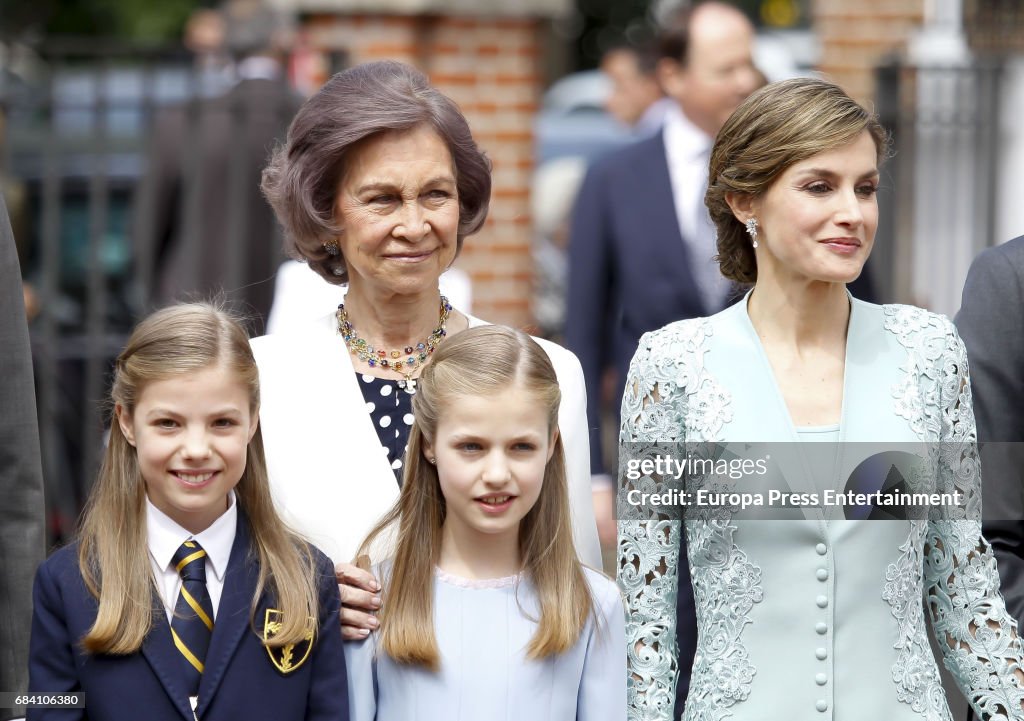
[{"x1": 27, "y1": 303, "x2": 348, "y2": 721}]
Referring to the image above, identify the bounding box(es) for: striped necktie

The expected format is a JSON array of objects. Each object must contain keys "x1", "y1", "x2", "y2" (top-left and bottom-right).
[{"x1": 170, "y1": 540, "x2": 215, "y2": 694}]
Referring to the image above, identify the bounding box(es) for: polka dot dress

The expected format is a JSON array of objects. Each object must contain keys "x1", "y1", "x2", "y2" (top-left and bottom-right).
[{"x1": 356, "y1": 373, "x2": 416, "y2": 484}]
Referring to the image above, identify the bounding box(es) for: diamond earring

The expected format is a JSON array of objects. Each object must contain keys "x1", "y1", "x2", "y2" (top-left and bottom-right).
[
  {"x1": 323, "y1": 239, "x2": 340, "y2": 256},
  {"x1": 745, "y1": 218, "x2": 759, "y2": 249}
]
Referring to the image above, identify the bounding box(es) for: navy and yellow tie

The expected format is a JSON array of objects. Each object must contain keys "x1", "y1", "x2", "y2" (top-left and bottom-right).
[{"x1": 170, "y1": 540, "x2": 215, "y2": 694}]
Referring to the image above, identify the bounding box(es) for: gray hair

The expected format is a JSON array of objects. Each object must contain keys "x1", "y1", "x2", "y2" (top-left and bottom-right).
[{"x1": 261, "y1": 60, "x2": 492, "y2": 284}]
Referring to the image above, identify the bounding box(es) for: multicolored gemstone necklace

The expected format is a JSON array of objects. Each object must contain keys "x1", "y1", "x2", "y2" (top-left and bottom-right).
[{"x1": 336, "y1": 295, "x2": 452, "y2": 394}]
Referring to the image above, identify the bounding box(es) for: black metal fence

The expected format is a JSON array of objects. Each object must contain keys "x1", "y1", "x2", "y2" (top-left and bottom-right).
[{"x1": 1, "y1": 41, "x2": 325, "y2": 544}]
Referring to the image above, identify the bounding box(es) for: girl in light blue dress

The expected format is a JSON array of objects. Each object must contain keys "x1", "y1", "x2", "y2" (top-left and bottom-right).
[{"x1": 344, "y1": 325, "x2": 626, "y2": 721}]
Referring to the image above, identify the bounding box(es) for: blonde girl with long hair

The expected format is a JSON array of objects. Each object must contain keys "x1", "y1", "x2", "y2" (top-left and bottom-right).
[
  {"x1": 27, "y1": 303, "x2": 349, "y2": 721},
  {"x1": 344, "y1": 325, "x2": 625, "y2": 721}
]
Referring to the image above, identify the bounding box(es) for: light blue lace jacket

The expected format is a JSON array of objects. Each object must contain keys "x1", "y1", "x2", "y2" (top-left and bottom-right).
[{"x1": 618, "y1": 298, "x2": 1024, "y2": 721}]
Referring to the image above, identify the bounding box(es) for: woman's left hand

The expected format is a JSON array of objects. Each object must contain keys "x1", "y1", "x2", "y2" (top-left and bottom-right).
[{"x1": 335, "y1": 562, "x2": 381, "y2": 641}]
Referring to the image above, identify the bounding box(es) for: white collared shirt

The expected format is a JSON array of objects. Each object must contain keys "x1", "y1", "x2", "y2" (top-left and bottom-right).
[
  {"x1": 662, "y1": 103, "x2": 729, "y2": 310},
  {"x1": 146, "y1": 491, "x2": 237, "y2": 624},
  {"x1": 663, "y1": 103, "x2": 712, "y2": 249}
]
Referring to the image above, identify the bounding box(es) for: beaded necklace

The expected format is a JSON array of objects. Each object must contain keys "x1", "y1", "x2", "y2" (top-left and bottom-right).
[{"x1": 336, "y1": 296, "x2": 451, "y2": 393}]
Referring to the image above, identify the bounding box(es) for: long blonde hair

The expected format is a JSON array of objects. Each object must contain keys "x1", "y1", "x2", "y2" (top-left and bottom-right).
[
  {"x1": 78, "y1": 303, "x2": 317, "y2": 653},
  {"x1": 357, "y1": 325, "x2": 594, "y2": 670}
]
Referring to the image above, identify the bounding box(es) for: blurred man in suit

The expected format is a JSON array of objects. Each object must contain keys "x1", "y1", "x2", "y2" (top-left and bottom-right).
[
  {"x1": 566, "y1": 3, "x2": 760, "y2": 716},
  {"x1": 568, "y1": 1, "x2": 759, "y2": 486},
  {"x1": 0, "y1": 194, "x2": 45, "y2": 721},
  {"x1": 600, "y1": 42, "x2": 672, "y2": 137},
  {"x1": 136, "y1": 0, "x2": 299, "y2": 332},
  {"x1": 956, "y1": 235, "x2": 1024, "y2": 721}
]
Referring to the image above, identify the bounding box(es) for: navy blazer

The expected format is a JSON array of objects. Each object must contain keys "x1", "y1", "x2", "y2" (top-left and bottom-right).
[
  {"x1": 27, "y1": 517, "x2": 348, "y2": 721},
  {"x1": 565, "y1": 131, "x2": 706, "y2": 718}
]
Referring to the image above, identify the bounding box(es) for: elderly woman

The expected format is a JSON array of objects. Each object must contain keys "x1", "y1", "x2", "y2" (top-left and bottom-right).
[
  {"x1": 619, "y1": 77, "x2": 1024, "y2": 720},
  {"x1": 252, "y1": 61, "x2": 601, "y2": 632}
]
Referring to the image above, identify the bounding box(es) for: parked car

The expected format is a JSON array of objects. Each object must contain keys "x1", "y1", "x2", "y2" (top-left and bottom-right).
[{"x1": 534, "y1": 69, "x2": 631, "y2": 165}]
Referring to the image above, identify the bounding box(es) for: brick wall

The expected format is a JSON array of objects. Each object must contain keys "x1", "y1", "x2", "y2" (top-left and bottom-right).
[
  {"x1": 302, "y1": 13, "x2": 543, "y2": 327},
  {"x1": 814, "y1": 0, "x2": 926, "y2": 106},
  {"x1": 965, "y1": 0, "x2": 1024, "y2": 53}
]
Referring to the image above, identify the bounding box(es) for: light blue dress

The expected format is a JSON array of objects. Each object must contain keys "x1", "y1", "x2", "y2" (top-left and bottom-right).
[
  {"x1": 618, "y1": 296, "x2": 1024, "y2": 720},
  {"x1": 345, "y1": 566, "x2": 626, "y2": 721}
]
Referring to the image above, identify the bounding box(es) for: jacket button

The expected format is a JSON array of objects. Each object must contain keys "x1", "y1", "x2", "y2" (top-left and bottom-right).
[
  {"x1": 816, "y1": 543, "x2": 827, "y2": 555},
  {"x1": 816, "y1": 568, "x2": 829, "y2": 581},
  {"x1": 815, "y1": 673, "x2": 827, "y2": 686},
  {"x1": 816, "y1": 595, "x2": 828, "y2": 608},
  {"x1": 815, "y1": 647, "x2": 828, "y2": 660},
  {"x1": 815, "y1": 622, "x2": 827, "y2": 635},
  {"x1": 816, "y1": 699, "x2": 828, "y2": 712}
]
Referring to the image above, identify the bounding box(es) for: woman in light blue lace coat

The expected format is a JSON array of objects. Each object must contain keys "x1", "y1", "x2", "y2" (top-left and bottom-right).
[{"x1": 618, "y1": 78, "x2": 1024, "y2": 721}]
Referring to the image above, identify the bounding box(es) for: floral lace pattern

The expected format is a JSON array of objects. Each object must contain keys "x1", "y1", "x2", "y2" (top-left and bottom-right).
[
  {"x1": 882, "y1": 521, "x2": 953, "y2": 720},
  {"x1": 883, "y1": 305, "x2": 1024, "y2": 720},
  {"x1": 684, "y1": 521, "x2": 762, "y2": 721},
  {"x1": 619, "y1": 305, "x2": 1024, "y2": 721},
  {"x1": 618, "y1": 320, "x2": 760, "y2": 721}
]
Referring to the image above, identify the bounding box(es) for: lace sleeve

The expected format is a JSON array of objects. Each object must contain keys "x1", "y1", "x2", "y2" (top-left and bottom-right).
[
  {"x1": 923, "y1": 324, "x2": 1024, "y2": 720},
  {"x1": 617, "y1": 331, "x2": 685, "y2": 721}
]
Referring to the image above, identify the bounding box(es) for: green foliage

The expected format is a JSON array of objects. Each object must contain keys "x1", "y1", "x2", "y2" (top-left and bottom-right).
[
  {"x1": 2, "y1": 0, "x2": 203, "y2": 42},
  {"x1": 116, "y1": 0, "x2": 204, "y2": 42},
  {"x1": 569, "y1": 0, "x2": 808, "y2": 69}
]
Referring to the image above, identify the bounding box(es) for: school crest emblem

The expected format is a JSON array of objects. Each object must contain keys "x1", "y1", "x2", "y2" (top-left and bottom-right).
[{"x1": 263, "y1": 609, "x2": 315, "y2": 674}]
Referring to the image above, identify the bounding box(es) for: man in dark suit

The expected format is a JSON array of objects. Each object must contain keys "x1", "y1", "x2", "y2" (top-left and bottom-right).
[
  {"x1": 136, "y1": 0, "x2": 299, "y2": 332},
  {"x1": 566, "y1": 3, "x2": 759, "y2": 715},
  {"x1": 568, "y1": 1, "x2": 759, "y2": 484},
  {"x1": 0, "y1": 194, "x2": 45, "y2": 721},
  {"x1": 956, "y1": 235, "x2": 1024, "y2": 721}
]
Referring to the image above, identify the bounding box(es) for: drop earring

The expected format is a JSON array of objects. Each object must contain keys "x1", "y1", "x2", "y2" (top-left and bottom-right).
[
  {"x1": 745, "y1": 218, "x2": 759, "y2": 249},
  {"x1": 323, "y1": 239, "x2": 345, "y2": 276}
]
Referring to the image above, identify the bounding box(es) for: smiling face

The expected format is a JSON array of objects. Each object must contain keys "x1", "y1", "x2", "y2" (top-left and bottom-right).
[
  {"x1": 747, "y1": 130, "x2": 880, "y2": 286},
  {"x1": 423, "y1": 386, "x2": 556, "y2": 549},
  {"x1": 117, "y1": 364, "x2": 258, "y2": 534},
  {"x1": 334, "y1": 125, "x2": 460, "y2": 298}
]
